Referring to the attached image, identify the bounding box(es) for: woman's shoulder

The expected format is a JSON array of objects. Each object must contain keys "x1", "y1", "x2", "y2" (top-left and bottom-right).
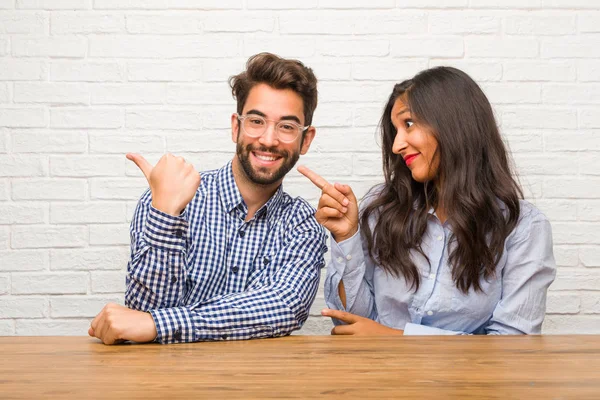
[{"x1": 508, "y1": 199, "x2": 552, "y2": 243}]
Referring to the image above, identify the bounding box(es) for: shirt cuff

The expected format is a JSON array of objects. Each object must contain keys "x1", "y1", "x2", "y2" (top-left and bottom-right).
[
  {"x1": 143, "y1": 205, "x2": 189, "y2": 253},
  {"x1": 329, "y1": 230, "x2": 363, "y2": 276},
  {"x1": 404, "y1": 323, "x2": 467, "y2": 335},
  {"x1": 150, "y1": 306, "x2": 194, "y2": 344}
]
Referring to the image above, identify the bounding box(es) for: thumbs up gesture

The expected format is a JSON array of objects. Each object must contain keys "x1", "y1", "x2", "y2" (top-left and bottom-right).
[{"x1": 127, "y1": 153, "x2": 201, "y2": 216}]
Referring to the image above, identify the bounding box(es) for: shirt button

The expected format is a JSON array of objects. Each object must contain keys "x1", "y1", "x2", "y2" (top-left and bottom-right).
[
  {"x1": 231, "y1": 266, "x2": 239, "y2": 273},
  {"x1": 221, "y1": 334, "x2": 228, "y2": 340},
  {"x1": 346, "y1": 254, "x2": 352, "y2": 261},
  {"x1": 429, "y1": 273, "x2": 436, "y2": 279},
  {"x1": 174, "y1": 329, "x2": 182, "y2": 340},
  {"x1": 175, "y1": 230, "x2": 183, "y2": 238},
  {"x1": 171, "y1": 276, "x2": 177, "y2": 283},
  {"x1": 427, "y1": 310, "x2": 434, "y2": 316},
  {"x1": 263, "y1": 256, "x2": 270, "y2": 265},
  {"x1": 436, "y1": 235, "x2": 443, "y2": 241},
  {"x1": 239, "y1": 230, "x2": 245, "y2": 238},
  {"x1": 337, "y1": 257, "x2": 344, "y2": 263}
]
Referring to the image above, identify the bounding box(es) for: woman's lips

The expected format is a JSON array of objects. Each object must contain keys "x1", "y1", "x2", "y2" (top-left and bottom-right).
[{"x1": 404, "y1": 153, "x2": 419, "y2": 166}]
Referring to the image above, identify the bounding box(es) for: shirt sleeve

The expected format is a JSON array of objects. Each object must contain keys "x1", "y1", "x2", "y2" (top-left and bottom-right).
[
  {"x1": 324, "y1": 229, "x2": 378, "y2": 324},
  {"x1": 149, "y1": 215, "x2": 327, "y2": 344},
  {"x1": 124, "y1": 189, "x2": 192, "y2": 311}
]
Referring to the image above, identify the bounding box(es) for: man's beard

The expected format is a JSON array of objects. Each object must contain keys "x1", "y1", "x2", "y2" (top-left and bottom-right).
[{"x1": 236, "y1": 141, "x2": 300, "y2": 186}]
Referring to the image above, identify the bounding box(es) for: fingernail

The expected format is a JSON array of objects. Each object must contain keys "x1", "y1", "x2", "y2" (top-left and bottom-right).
[
  {"x1": 342, "y1": 207, "x2": 348, "y2": 213},
  {"x1": 343, "y1": 198, "x2": 349, "y2": 206}
]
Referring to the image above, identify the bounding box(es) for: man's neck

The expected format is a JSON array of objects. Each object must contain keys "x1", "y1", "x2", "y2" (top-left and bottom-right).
[{"x1": 231, "y1": 157, "x2": 280, "y2": 221}]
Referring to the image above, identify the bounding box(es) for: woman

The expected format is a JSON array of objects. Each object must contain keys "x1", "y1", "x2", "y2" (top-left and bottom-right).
[{"x1": 298, "y1": 66, "x2": 556, "y2": 335}]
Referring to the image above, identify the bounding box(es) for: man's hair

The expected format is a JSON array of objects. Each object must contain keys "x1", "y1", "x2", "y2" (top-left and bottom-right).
[{"x1": 229, "y1": 52, "x2": 318, "y2": 126}]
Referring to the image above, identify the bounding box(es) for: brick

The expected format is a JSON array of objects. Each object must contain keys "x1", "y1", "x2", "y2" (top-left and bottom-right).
[
  {"x1": 161, "y1": 152, "x2": 229, "y2": 173},
  {"x1": 581, "y1": 247, "x2": 600, "y2": 267},
  {"x1": 0, "y1": 320, "x2": 14, "y2": 336},
  {"x1": 579, "y1": 200, "x2": 600, "y2": 221},
  {"x1": 12, "y1": 225, "x2": 88, "y2": 249},
  {"x1": 429, "y1": 60, "x2": 502, "y2": 82},
  {"x1": 51, "y1": 12, "x2": 124, "y2": 34},
  {"x1": 91, "y1": 270, "x2": 126, "y2": 293},
  {"x1": 0, "y1": 203, "x2": 46, "y2": 224},
  {"x1": 14, "y1": 82, "x2": 89, "y2": 105},
  {"x1": 204, "y1": 13, "x2": 274, "y2": 32},
  {"x1": 320, "y1": 82, "x2": 394, "y2": 103},
  {"x1": 0, "y1": 60, "x2": 46, "y2": 80},
  {"x1": 553, "y1": 246, "x2": 579, "y2": 267},
  {"x1": 0, "y1": 227, "x2": 8, "y2": 250},
  {"x1": 90, "y1": 133, "x2": 164, "y2": 154},
  {"x1": 297, "y1": 154, "x2": 352, "y2": 177},
  {"x1": 51, "y1": 108, "x2": 123, "y2": 129},
  {"x1": 502, "y1": 131, "x2": 544, "y2": 153},
  {"x1": 312, "y1": 128, "x2": 381, "y2": 153},
  {"x1": 504, "y1": 61, "x2": 576, "y2": 82},
  {"x1": 319, "y1": 0, "x2": 394, "y2": 8},
  {"x1": 51, "y1": 246, "x2": 129, "y2": 271},
  {"x1": 505, "y1": 14, "x2": 576, "y2": 35},
  {"x1": 542, "y1": 37, "x2": 600, "y2": 58},
  {"x1": 169, "y1": 0, "x2": 241, "y2": 8},
  {"x1": 551, "y1": 269, "x2": 600, "y2": 291},
  {"x1": 396, "y1": 0, "x2": 467, "y2": 6},
  {"x1": 317, "y1": 39, "x2": 389, "y2": 57},
  {"x1": 500, "y1": 107, "x2": 576, "y2": 129},
  {"x1": 90, "y1": 35, "x2": 239, "y2": 58},
  {"x1": 17, "y1": 0, "x2": 90, "y2": 8},
  {"x1": 0, "y1": 0, "x2": 13, "y2": 8},
  {"x1": 579, "y1": 12, "x2": 600, "y2": 33},
  {"x1": 580, "y1": 109, "x2": 600, "y2": 128},
  {"x1": 12, "y1": 36, "x2": 87, "y2": 58},
  {"x1": 581, "y1": 293, "x2": 600, "y2": 313},
  {"x1": 50, "y1": 61, "x2": 124, "y2": 82},
  {"x1": 391, "y1": 36, "x2": 463, "y2": 58},
  {"x1": 520, "y1": 176, "x2": 543, "y2": 199},
  {"x1": 126, "y1": 15, "x2": 201, "y2": 34},
  {"x1": 51, "y1": 295, "x2": 123, "y2": 317},
  {"x1": 466, "y1": 37, "x2": 538, "y2": 58},
  {"x1": 311, "y1": 104, "x2": 353, "y2": 128},
  {"x1": 127, "y1": 61, "x2": 202, "y2": 82},
  {"x1": 126, "y1": 109, "x2": 201, "y2": 130},
  {"x1": 50, "y1": 155, "x2": 124, "y2": 177},
  {"x1": 166, "y1": 131, "x2": 230, "y2": 153},
  {"x1": 481, "y1": 83, "x2": 541, "y2": 104},
  {"x1": 0, "y1": 108, "x2": 47, "y2": 128},
  {"x1": 0, "y1": 36, "x2": 7, "y2": 56},
  {"x1": 578, "y1": 154, "x2": 600, "y2": 177},
  {"x1": 248, "y1": 0, "x2": 316, "y2": 9},
  {"x1": 203, "y1": 106, "x2": 238, "y2": 129},
  {"x1": 90, "y1": 178, "x2": 148, "y2": 200},
  {"x1": 544, "y1": 178, "x2": 600, "y2": 199},
  {"x1": 513, "y1": 154, "x2": 577, "y2": 176},
  {"x1": 552, "y1": 223, "x2": 600, "y2": 245},
  {"x1": 51, "y1": 202, "x2": 125, "y2": 224},
  {"x1": 543, "y1": 84, "x2": 600, "y2": 104},
  {"x1": 471, "y1": 0, "x2": 541, "y2": 7},
  {"x1": 166, "y1": 83, "x2": 233, "y2": 105},
  {"x1": 89, "y1": 224, "x2": 130, "y2": 246},
  {"x1": 302, "y1": 59, "x2": 352, "y2": 81},
  {"x1": 12, "y1": 179, "x2": 86, "y2": 200},
  {"x1": 0, "y1": 82, "x2": 8, "y2": 103},
  {"x1": 0, "y1": 11, "x2": 48, "y2": 33},
  {"x1": 429, "y1": 12, "x2": 500, "y2": 34},
  {"x1": 353, "y1": 154, "x2": 384, "y2": 176},
  {"x1": 0, "y1": 297, "x2": 49, "y2": 317},
  {"x1": 124, "y1": 154, "x2": 162, "y2": 175},
  {"x1": 244, "y1": 37, "x2": 315, "y2": 58},
  {"x1": 0, "y1": 179, "x2": 8, "y2": 200},
  {"x1": 0, "y1": 250, "x2": 49, "y2": 271},
  {"x1": 545, "y1": 131, "x2": 598, "y2": 152},
  {"x1": 0, "y1": 274, "x2": 8, "y2": 294},
  {"x1": 93, "y1": 0, "x2": 167, "y2": 9},
  {"x1": 546, "y1": 293, "x2": 580, "y2": 314},
  {"x1": 11, "y1": 130, "x2": 87, "y2": 153},
  {"x1": 579, "y1": 61, "x2": 600, "y2": 82},
  {"x1": 201, "y1": 58, "x2": 246, "y2": 82},
  {"x1": 12, "y1": 272, "x2": 88, "y2": 294},
  {"x1": 0, "y1": 131, "x2": 6, "y2": 152},
  {"x1": 16, "y1": 319, "x2": 91, "y2": 336},
  {"x1": 543, "y1": 315, "x2": 600, "y2": 334},
  {"x1": 543, "y1": 0, "x2": 599, "y2": 8},
  {"x1": 530, "y1": 200, "x2": 577, "y2": 221},
  {"x1": 0, "y1": 155, "x2": 45, "y2": 177}
]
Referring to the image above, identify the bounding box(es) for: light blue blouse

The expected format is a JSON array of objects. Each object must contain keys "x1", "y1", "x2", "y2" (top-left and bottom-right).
[{"x1": 325, "y1": 199, "x2": 556, "y2": 335}]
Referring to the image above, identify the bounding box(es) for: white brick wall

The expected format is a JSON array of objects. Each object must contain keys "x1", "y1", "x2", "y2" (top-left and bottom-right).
[{"x1": 0, "y1": 2, "x2": 599, "y2": 337}]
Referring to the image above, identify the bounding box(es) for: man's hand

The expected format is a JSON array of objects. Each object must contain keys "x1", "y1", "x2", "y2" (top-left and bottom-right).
[
  {"x1": 127, "y1": 152, "x2": 201, "y2": 217},
  {"x1": 297, "y1": 165, "x2": 359, "y2": 243},
  {"x1": 322, "y1": 308, "x2": 404, "y2": 336},
  {"x1": 88, "y1": 303, "x2": 158, "y2": 345}
]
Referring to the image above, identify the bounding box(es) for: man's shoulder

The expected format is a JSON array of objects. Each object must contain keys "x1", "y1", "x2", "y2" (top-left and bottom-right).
[{"x1": 277, "y1": 192, "x2": 321, "y2": 228}]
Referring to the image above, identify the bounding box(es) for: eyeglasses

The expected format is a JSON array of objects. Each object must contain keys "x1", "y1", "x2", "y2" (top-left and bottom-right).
[{"x1": 236, "y1": 113, "x2": 309, "y2": 143}]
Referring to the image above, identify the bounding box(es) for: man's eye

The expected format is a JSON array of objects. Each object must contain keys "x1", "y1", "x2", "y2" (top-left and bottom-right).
[
  {"x1": 279, "y1": 123, "x2": 296, "y2": 131},
  {"x1": 249, "y1": 118, "x2": 264, "y2": 125}
]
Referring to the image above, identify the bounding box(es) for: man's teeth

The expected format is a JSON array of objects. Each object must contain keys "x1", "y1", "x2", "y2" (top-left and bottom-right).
[{"x1": 255, "y1": 153, "x2": 278, "y2": 161}]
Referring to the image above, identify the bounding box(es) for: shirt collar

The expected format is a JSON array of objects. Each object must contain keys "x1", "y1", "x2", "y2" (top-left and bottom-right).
[{"x1": 217, "y1": 160, "x2": 285, "y2": 221}]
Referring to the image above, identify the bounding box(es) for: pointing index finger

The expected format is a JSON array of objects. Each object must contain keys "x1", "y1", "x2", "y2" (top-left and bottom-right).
[{"x1": 297, "y1": 165, "x2": 330, "y2": 190}]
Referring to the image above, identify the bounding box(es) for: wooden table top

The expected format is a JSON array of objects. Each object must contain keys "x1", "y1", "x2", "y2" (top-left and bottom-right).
[{"x1": 1, "y1": 335, "x2": 599, "y2": 399}]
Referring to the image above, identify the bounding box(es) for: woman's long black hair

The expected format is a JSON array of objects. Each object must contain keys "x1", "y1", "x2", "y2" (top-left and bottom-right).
[{"x1": 360, "y1": 66, "x2": 523, "y2": 293}]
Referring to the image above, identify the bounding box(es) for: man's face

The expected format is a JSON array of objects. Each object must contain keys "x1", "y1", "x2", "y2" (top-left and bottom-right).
[{"x1": 231, "y1": 83, "x2": 315, "y2": 186}]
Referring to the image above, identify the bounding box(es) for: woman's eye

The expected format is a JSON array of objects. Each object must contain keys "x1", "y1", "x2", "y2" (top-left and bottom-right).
[{"x1": 405, "y1": 119, "x2": 414, "y2": 128}]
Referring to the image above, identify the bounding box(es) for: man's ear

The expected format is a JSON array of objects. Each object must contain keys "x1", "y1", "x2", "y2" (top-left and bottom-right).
[
  {"x1": 300, "y1": 126, "x2": 316, "y2": 155},
  {"x1": 231, "y1": 113, "x2": 240, "y2": 143}
]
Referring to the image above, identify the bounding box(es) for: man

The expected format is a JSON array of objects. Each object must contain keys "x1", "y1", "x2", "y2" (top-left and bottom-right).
[{"x1": 88, "y1": 53, "x2": 326, "y2": 344}]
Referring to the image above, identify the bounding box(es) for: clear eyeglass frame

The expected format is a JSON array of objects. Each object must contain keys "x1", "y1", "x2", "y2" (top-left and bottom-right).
[{"x1": 235, "y1": 113, "x2": 309, "y2": 143}]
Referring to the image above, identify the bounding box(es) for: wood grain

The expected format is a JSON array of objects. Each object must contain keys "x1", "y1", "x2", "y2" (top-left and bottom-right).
[{"x1": 0, "y1": 335, "x2": 599, "y2": 399}]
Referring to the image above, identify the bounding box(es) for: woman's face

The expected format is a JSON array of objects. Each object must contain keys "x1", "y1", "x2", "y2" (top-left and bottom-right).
[{"x1": 390, "y1": 97, "x2": 440, "y2": 183}]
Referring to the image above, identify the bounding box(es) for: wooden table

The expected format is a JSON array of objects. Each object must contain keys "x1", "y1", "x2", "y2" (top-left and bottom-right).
[{"x1": 1, "y1": 335, "x2": 599, "y2": 399}]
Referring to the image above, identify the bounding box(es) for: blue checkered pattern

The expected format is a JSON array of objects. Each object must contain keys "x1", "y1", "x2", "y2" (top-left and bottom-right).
[{"x1": 125, "y1": 160, "x2": 327, "y2": 343}]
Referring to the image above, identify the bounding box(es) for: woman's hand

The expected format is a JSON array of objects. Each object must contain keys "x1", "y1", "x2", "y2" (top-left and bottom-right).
[
  {"x1": 297, "y1": 165, "x2": 359, "y2": 242},
  {"x1": 322, "y1": 309, "x2": 404, "y2": 336}
]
